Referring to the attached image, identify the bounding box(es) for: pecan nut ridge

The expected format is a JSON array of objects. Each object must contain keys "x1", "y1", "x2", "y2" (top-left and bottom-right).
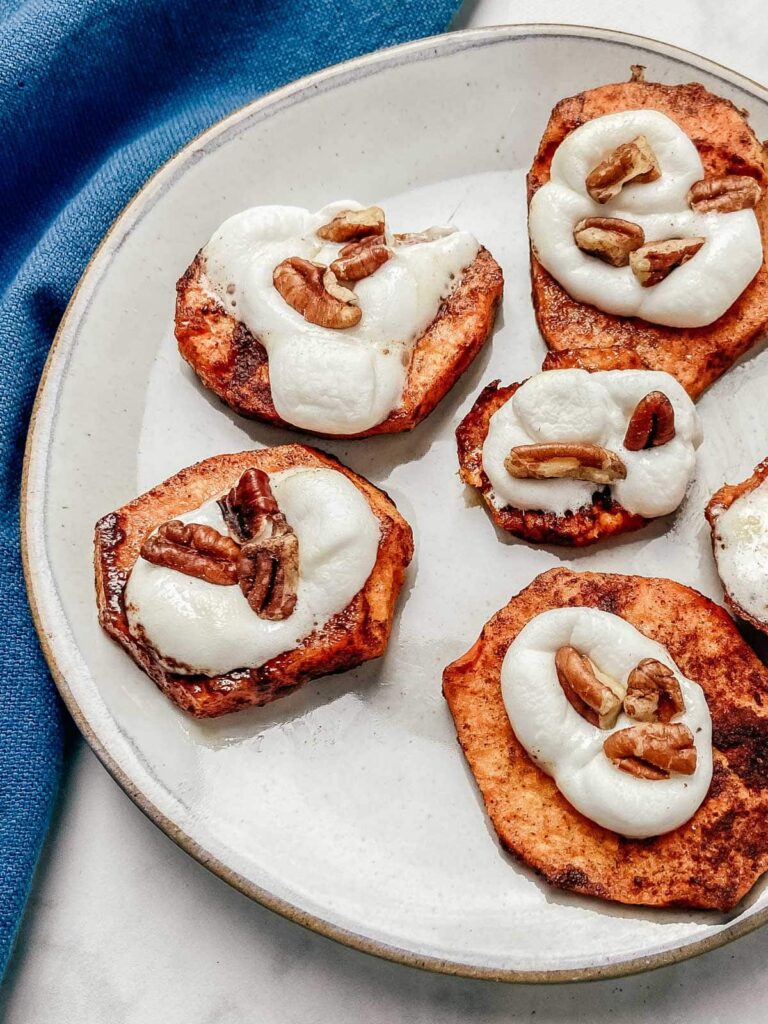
[
  {"x1": 624, "y1": 658, "x2": 685, "y2": 723},
  {"x1": 316, "y1": 206, "x2": 386, "y2": 242},
  {"x1": 603, "y1": 722, "x2": 697, "y2": 780},
  {"x1": 623, "y1": 391, "x2": 676, "y2": 451},
  {"x1": 140, "y1": 520, "x2": 240, "y2": 585},
  {"x1": 504, "y1": 442, "x2": 627, "y2": 484},
  {"x1": 273, "y1": 257, "x2": 361, "y2": 329},
  {"x1": 688, "y1": 175, "x2": 762, "y2": 213},
  {"x1": 585, "y1": 135, "x2": 661, "y2": 204},
  {"x1": 573, "y1": 217, "x2": 645, "y2": 267},
  {"x1": 555, "y1": 646, "x2": 623, "y2": 729}
]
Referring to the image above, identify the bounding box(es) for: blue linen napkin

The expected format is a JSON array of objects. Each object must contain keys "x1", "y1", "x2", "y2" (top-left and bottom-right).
[{"x1": 0, "y1": 0, "x2": 461, "y2": 977}]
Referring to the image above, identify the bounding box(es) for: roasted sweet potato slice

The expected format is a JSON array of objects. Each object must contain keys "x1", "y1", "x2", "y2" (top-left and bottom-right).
[
  {"x1": 443, "y1": 568, "x2": 768, "y2": 909},
  {"x1": 455, "y1": 380, "x2": 646, "y2": 546},
  {"x1": 95, "y1": 444, "x2": 413, "y2": 717},
  {"x1": 529, "y1": 77, "x2": 768, "y2": 399},
  {"x1": 176, "y1": 244, "x2": 503, "y2": 438}
]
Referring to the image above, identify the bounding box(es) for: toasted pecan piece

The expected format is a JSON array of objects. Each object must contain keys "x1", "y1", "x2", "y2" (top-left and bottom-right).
[
  {"x1": 329, "y1": 235, "x2": 391, "y2": 281},
  {"x1": 623, "y1": 391, "x2": 676, "y2": 451},
  {"x1": 504, "y1": 442, "x2": 626, "y2": 484},
  {"x1": 604, "y1": 722, "x2": 697, "y2": 778},
  {"x1": 624, "y1": 658, "x2": 684, "y2": 723},
  {"x1": 316, "y1": 205, "x2": 385, "y2": 242},
  {"x1": 218, "y1": 467, "x2": 300, "y2": 621},
  {"x1": 238, "y1": 518, "x2": 299, "y2": 621},
  {"x1": 629, "y1": 237, "x2": 705, "y2": 288},
  {"x1": 573, "y1": 217, "x2": 645, "y2": 267},
  {"x1": 585, "y1": 135, "x2": 660, "y2": 203},
  {"x1": 555, "y1": 645, "x2": 623, "y2": 728},
  {"x1": 140, "y1": 521, "x2": 240, "y2": 585},
  {"x1": 272, "y1": 258, "x2": 361, "y2": 329},
  {"x1": 688, "y1": 175, "x2": 762, "y2": 213}
]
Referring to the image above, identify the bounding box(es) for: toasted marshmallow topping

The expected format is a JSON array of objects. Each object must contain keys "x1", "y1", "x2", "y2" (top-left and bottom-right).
[
  {"x1": 125, "y1": 468, "x2": 380, "y2": 677},
  {"x1": 501, "y1": 607, "x2": 712, "y2": 838},
  {"x1": 201, "y1": 202, "x2": 479, "y2": 434},
  {"x1": 529, "y1": 110, "x2": 763, "y2": 327},
  {"x1": 481, "y1": 369, "x2": 701, "y2": 517},
  {"x1": 713, "y1": 476, "x2": 768, "y2": 623}
]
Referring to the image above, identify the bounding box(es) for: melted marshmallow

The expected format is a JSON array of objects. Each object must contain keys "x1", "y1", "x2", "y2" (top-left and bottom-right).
[
  {"x1": 529, "y1": 110, "x2": 763, "y2": 327},
  {"x1": 202, "y1": 202, "x2": 480, "y2": 434},
  {"x1": 501, "y1": 607, "x2": 712, "y2": 838},
  {"x1": 481, "y1": 369, "x2": 701, "y2": 517},
  {"x1": 125, "y1": 468, "x2": 380, "y2": 676},
  {"x1": 713, "y1": 476, "x2": 768, "y2": 622}
]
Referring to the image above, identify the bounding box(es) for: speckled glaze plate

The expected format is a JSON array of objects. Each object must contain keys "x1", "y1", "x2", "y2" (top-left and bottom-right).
[{"x1": 22, "y1": 25, "x2": 768, "y2": 982}]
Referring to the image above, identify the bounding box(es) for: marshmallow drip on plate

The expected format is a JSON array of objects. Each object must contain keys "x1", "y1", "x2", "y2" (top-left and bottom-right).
[
  {"x1": 529, "y1": 110, "x2": 763, "y2": 327},
  {"x1": 713, "y1": 476, "x2": 768, "y2": 624},
  {"x1": 501, "y1": 607, "x2": 713, "y2": 838},
  {"x1": 125, "y1": 468, "x2": 380, "y2": 676},
  {"x1": 202, "y1": 202, "x2": 480, "y2": 434},
  {"x1": 481, "y1": 368, "x2": 702, "y2": 517}
]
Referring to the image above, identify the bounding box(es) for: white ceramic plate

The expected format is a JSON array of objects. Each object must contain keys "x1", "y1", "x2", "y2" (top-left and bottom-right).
[{"x1": 23, "y1": 25, "x2": 768, "y2": 982}]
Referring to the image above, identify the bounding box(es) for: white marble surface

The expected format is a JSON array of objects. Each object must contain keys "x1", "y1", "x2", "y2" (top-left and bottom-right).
[{"x1": 4, "y1": 3, "x2": 768, "y2": 1020}]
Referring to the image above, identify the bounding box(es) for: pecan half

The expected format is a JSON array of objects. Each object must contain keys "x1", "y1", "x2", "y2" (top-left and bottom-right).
[
  {"x1": 316, "y1": 206, "x2": 385, "y2": 242},
  {"x1": 585, "y1": 135, "x2": 661, "y2": 204},
  {"x1": 603, "y1": 723, "x2": 696, "y2": 779},
  {"x1": 273, "y1": 257, "x2": 361, "y2": 329},
  {"x1": 330, "y1": 235, "x2": 391, "y2": 281},
  {"x1": 140, "y1": 520, "x2": 239, "y2": 585},
  {"x1": 219, "y1": 469, "x2": 300, "y2": 621},
  {"x1": 555, "y1": 646, "x2": 623, "y2": 729},
  {"x1": 573, "y1": 217, "x2": 645, "y2": 267},
  {"x1": 218, "y1": 467, "x2": 279, "y2": 544},
  {"x1": 623, "y1": 391, "x2": 676, "y2": 450},
  {"x1": 629, "y1": 237, "x2": 705, "y2": 287},
  {"x1": 624, "y1": 659, "x2": 685, "y2": 723},
  {"x1": 504, "y1": 442, "x2": 627, "y2": 484},
  {"x1": 238, "y1": 518, "x2": 299, "y2": 621},
  {"x1": 688, "y1": 175, "x2": 762, "y2": 213}
]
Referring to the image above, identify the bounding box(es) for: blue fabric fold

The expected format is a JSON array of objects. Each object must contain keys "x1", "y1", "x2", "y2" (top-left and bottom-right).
[{"x1": 0, "y1": 0, "x2": 461, "y2": 978}]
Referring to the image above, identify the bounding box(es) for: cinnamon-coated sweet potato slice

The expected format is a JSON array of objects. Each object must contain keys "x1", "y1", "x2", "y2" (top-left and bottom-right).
[
  {"x1": 455, "y1": 380, "x2": 646, "y2": 546},
  {"x1": 529, "y1": 76, "x2": 768, "y2": 399},
  {"x1": 443, "y1": 568, "x2": 768, "y2": 909},
  {"x1": 95, "y1": 444, "x2": 413, "y2": 717},
  {"x1": 176, "y1": 245, "x2": 503, "y2": 438}
]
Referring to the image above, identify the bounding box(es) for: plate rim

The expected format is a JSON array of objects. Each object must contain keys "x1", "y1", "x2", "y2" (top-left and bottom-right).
[{"x1": 20, "y1": 22, "x2": 768, "y2": 984}]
